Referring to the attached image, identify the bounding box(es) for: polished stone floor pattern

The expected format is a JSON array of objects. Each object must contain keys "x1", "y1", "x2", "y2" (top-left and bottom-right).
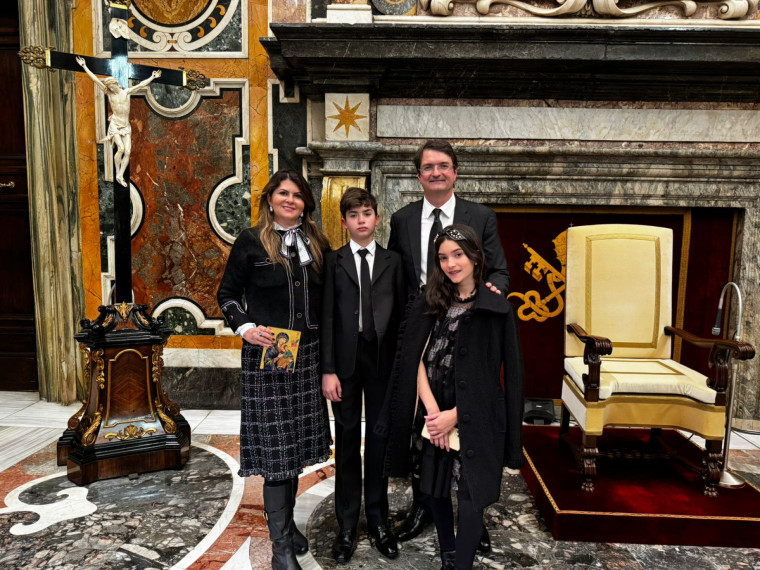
[{"x1": 1, "y1": 392, "x2": 760, "y2": 569}]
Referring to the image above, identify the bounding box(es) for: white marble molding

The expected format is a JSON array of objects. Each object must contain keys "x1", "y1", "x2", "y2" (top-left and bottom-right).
[{"x1": 377, "y1": 105, "x2": 760, "y2": 143}]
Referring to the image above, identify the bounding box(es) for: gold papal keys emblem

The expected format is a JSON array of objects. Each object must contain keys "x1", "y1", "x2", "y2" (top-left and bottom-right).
[{"x1": 508, "y1": 231, "x2": 567, "y2": 322}]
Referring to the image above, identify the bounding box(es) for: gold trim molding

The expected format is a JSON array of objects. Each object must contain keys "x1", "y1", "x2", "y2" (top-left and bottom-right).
[{"x1": 104, "y1": 424, "x2": 157, "y2": 441}]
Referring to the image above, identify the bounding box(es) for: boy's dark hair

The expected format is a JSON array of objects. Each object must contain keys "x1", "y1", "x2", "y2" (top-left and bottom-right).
[
  {"x1": 340, "y1": 187, "x2": 378, "y2": 218},
  {"x1": 413, "y1": 140, "x2": 459, "y2": 172}
]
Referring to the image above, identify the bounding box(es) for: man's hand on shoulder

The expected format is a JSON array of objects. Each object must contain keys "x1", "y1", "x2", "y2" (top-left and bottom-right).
[{"x1": 485, "y1": 282, "x2": 502, "y2": 295}]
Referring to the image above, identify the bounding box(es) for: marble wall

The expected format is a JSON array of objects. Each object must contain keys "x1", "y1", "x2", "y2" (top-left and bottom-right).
[{"x1": 69, "y1": 0, "x2": 272, "y2": 405}]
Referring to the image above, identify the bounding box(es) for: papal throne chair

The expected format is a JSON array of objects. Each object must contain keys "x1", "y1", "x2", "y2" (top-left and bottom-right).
[{"x1": 560, "y1": 224, "x2": 755, "y2": 497}]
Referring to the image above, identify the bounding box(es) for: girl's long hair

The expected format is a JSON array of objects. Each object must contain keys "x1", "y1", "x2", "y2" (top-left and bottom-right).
[
  {"x1": 426, "y1": 223, "x2": 485, "y2": 316},
  {"x1": 257, "y1": 169, "x2": 330, "y2": 273}
]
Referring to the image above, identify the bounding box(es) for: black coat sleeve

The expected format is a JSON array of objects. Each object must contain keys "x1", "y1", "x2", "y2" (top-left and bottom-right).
[
  {"x1": 320, "y1": 251, "x2": 337, "y2": 375},
  {"x1": 482, "y1": 208, "x2": 511, "y2": 295},
  {"x1": 217, "y1": 230, "x2": 254, "y2": 331},
  {"x1": 503, "y1": 302, "x2": 525, "y2": 469}
]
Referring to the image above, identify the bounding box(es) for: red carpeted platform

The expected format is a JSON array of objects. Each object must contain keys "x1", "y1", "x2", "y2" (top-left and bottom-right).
[{"x1": 521, "y1": 425, "x2": 760, "y2": 547}]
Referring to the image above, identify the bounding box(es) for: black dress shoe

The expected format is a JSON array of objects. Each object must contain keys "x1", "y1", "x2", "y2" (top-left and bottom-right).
[
  {"x1": 332, "y1": 528, "x2": 357, "y2": 564},
  {"x1": 478, "y1": 523, "x2": 491, "y2": 553},
  {"x1": 396, "y1": 503, "x2": 431, "y2": 542},
  {"x1": 369, "y1": 524, "x2": 399, "y2": 559}
]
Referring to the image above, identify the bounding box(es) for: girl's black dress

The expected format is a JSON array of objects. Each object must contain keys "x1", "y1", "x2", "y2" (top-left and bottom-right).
[{"x1": 418, "y1": 298, "x2": 473, "y2": 498}]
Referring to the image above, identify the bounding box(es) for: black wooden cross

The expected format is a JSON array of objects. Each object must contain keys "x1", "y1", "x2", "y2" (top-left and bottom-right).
[{"x1": 19, "y1": 1, "x2": 207, "y2": 305}]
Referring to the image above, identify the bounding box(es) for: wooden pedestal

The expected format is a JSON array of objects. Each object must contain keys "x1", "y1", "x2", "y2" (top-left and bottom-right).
[{"x1": 57, "y1": 302, "x2": 190, "y2": 485}]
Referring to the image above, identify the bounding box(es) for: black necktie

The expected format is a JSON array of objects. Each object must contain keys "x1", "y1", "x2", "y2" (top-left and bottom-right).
[
  {"x1": 426, "y1": 208, "x2": 443, "y2": 285},
  {"x1": 358, "y1": 249, "x2": 376, "y2": 341}
]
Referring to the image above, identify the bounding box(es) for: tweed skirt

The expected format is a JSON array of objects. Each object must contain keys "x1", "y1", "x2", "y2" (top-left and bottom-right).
[{"x1": 238, "y1": 335, "x2": 332, "y2": 480}]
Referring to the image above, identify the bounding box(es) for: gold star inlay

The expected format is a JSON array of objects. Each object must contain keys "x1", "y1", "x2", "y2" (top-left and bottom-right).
[{"x1": 328, "y1": 97, "x2": 366, "y2": 137}]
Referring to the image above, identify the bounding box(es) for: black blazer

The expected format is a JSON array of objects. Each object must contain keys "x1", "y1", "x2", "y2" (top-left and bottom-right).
[
  {"x1": 387, "y1": 196, "x2": 510, "y2": 298},
  {"x1": 320, "y1": 243, "x2": 406, "y2": 380},
  {"x1": 217, "y1": 227, "x2": 325, "y2": 335}
]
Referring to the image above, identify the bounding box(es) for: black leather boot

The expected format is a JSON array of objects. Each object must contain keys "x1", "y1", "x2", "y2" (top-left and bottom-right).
[
  {"x1": 290, "y1": 480, "x2": 308, "y2": 555},
  {"x1": 396, "y1": 502, "x2": 431, "y2": 542},
  {"x1": 263, "y1": 482, "x2": 302, "y2": 570},
  {"x1": 440, "y1": 550, "x2": 456, "y2": 570}
]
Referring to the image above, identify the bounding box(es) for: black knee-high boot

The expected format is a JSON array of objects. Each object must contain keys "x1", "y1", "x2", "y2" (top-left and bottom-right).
[
  {"x1": 263, "y1": 480, "x2": 302, "y2": 570},
  {"x1": 290, "y1": 479, "x2": 308, "y2": 555}
]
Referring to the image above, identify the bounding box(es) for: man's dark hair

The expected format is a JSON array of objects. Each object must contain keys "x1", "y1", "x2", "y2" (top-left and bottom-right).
[
  {"x1": 413, "y1": 139, "x2": 459, "y2": 172},
  {"x1": 340, "y1": 187, "x2": 378, "y2": 218}
]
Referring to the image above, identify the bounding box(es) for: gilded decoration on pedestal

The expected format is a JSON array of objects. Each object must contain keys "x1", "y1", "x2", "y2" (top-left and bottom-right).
[
  {"x1": 420, "y1": 0, "x2": 757, "y2": 18},
  {"x1": 151, "y1": 344, "x2": 164, "y2": 384},
  {"x1": 508, "y1": 231, "x2": 567, "y2": 322},
  {"x1": 82, "y1": 405, "x2": 104, "y2": 446},
  {"x1": 104, "y1": 424, "x2": 157, "y2": 441},
  {"x1": 116, "y1": 301, "x2": 132, "y2": 320},
  {"x1": 67, "y1": 399, "x2": 89, "y2": 431},
  {"x1": 155, "y1": 399, "x2": 178, "y2": 434},
  {"x1": 91, "y1": 348, "x2": 106, "y2": 390}
]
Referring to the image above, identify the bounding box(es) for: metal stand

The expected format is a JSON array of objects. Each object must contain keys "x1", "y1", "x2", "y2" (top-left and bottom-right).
[{"x1": 714, "y1": 282, "x2": 746, "y2": 489}]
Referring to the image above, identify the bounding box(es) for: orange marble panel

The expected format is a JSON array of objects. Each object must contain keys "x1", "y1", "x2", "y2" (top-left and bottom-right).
[
  {"x1": 272, "y1": 0, "x2": 308, "y2": 23},
  {"x1": 77, "y1": 0, "x2": 270, "y2": 352},
  {"x1": 166, "y1": 335, "x2": 242, "y2": 349}
]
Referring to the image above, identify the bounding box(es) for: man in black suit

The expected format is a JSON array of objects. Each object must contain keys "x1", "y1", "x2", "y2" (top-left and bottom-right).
[
  {"x1": 322, "y1": 188, "x2": 406, "y2": 564},
  {"x1": 387, "y1": 139, "x2": 511, "y2": 549}
]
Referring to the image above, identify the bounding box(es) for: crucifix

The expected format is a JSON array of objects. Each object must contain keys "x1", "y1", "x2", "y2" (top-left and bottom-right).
[
  {"x1": 19, "y1": 0, "x2": 207, "y2": 485},
  {"x1": 19, "y1": 0, "x2": 207, "y2": 305}
]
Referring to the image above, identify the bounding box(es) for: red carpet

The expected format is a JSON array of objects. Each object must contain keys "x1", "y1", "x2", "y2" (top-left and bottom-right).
[{"x1": 521, "y1": 425, "x2": 760, "y2": 547}]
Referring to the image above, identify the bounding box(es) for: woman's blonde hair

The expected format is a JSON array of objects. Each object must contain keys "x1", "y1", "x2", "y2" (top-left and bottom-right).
[{"x1": 257, "y1": 169, "x2": 330, "y2": 273}]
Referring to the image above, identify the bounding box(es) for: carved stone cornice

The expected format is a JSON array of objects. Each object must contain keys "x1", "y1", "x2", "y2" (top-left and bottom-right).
[
  {"x1": 421, "y1": 0, "x2": 758, "y2": 18},
  {"x1": 263, "y1": 23, "x2": 760, "y2": 101}
]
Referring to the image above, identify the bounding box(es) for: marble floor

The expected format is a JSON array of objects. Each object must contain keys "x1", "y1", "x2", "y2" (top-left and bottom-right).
[{"x1": 1, "y1": 392, "x2": 760, "y2": 569}]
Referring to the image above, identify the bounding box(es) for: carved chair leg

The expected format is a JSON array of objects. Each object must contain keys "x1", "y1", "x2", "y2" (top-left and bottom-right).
[
  {"x1": 702, "y1": 440, "x2": 722, "y2": 497},
  {"x1": 580, "y1": 433, "x2": 598, "y2": 492}
]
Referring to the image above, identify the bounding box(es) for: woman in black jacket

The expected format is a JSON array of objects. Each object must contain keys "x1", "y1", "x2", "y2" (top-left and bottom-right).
[
  {"x1": 379, "y1": 224, "x2": 524, "y2": 570},
  {"x1": 217, "y1": 170, "x2": 331, "y2": 570}
]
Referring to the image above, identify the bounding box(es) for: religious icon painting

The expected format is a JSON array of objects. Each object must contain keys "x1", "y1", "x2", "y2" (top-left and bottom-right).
[
  {"x1": 260, "y1": 328, "x2": 301, "y2": 373},
  {"x1": 97, "y1": 0, "x2": 246, "y2": 58}
]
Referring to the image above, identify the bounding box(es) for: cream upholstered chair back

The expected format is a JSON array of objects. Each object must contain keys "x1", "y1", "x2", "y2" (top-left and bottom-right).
[{"x1": 564, "y1": 224, "x2": 673, "y2": 360}]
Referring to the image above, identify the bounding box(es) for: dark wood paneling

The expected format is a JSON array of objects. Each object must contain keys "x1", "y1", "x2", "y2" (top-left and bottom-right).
[{"x1": 0, "y1": 4, "x2": 37, "y2": 391}]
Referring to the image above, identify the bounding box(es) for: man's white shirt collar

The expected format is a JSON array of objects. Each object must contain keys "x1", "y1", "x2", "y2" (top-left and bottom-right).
[{"x1": 422, "y1": 194, "x2": 456, "y2": 224}]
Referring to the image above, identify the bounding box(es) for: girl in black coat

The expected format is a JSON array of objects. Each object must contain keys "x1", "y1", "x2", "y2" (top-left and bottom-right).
[
  {"x1": 379, "y1": 224, "x2": 524, "y2": 570},
  {"x1": 217, "y1": 170, "x2": 331, "y2": 570}
]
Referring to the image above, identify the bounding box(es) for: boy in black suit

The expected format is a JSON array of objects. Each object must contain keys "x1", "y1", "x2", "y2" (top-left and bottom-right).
[{"x1": 321, "y1": 187, "x2": 406, "y2": 564}]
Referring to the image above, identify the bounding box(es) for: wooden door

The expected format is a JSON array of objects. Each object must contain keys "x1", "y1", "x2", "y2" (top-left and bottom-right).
[{"x1": 0, "y1": 5, "x2": 38, "y2": 391}]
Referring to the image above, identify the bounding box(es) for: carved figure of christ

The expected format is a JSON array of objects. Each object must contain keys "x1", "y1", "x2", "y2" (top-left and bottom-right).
[{"x1": 76, "y1": 56, "x2": 160, "y2": 187}]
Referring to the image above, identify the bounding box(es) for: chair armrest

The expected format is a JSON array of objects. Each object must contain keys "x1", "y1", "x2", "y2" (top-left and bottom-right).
[
  {"x1": 567, "y1": 323, "x2": 614, "y2": 357},
  {"x1": 665, "y1": 326, "x2": 755, "y2": 400},
  {"x1": 664, "y1": 326, "x2": 756, "y2": 359},
  {"x1": 567, "y1": 323, "x2": 613, "y2": 402}
]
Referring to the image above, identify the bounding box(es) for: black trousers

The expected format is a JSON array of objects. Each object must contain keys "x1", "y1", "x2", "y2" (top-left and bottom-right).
[{"x1": 332, "y1": 336, "x2": 389, "y2": 530}]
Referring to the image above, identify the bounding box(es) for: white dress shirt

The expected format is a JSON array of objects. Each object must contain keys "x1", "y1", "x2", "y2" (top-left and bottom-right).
[
  {"x1": 350, "y1": 239, "x2": 376, "y2": 333},
  {"x1": 420, "y1": 194, "x2": 456, "y2": 285}
]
